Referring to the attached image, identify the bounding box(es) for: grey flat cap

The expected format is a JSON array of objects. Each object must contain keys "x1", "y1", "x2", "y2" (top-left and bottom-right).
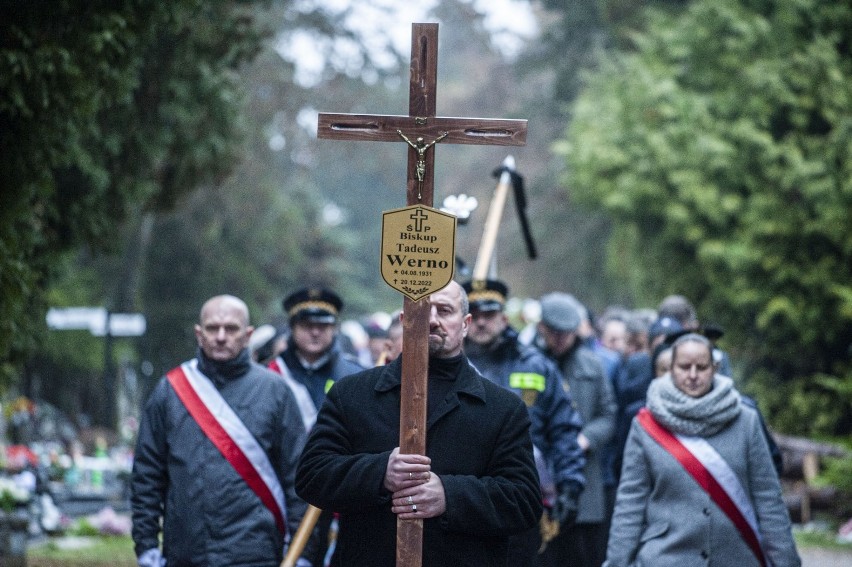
[{"x1": 539, "y1": 292, "x2": 582, "y2": 332}]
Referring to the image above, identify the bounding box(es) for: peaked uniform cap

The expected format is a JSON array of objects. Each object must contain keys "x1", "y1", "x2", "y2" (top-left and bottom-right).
[
  {"x1": 283, "y1": 288, "x2": 342, "y2": 324},
  {"x1": 463, "y1": 279, "x2": 509, "y2": 312}
]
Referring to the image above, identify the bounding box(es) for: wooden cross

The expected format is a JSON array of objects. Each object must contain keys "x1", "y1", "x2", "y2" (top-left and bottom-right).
[{"x1": 316, "y1": 23, "x2": 526, "y2": 566}]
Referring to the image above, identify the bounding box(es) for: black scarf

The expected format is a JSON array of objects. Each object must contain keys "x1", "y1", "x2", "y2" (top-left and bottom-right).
[{"x1": 196, "y1": 348, "x2": 252, "y2": 388}]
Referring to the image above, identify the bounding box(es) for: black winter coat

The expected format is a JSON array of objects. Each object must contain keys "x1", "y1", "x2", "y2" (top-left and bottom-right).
[{"x1": 295, "y1": 356, "x2": 542, "y2": 567}]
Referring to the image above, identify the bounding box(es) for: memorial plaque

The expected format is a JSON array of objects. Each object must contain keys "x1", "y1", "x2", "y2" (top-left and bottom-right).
[{"x1": 381, "y1": 205, "x2": 456, "y2": 301}]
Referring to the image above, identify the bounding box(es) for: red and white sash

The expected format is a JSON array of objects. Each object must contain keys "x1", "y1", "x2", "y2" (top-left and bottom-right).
[
  {"x1": 167, "y1": 360, "x2": 287, "y2": 535},
  {"x1": 637, "y1": 408, "x2": 769, "y2": 567},
  {"x1": 268, "y1": 356, "x2": 318, "y2": 432}
]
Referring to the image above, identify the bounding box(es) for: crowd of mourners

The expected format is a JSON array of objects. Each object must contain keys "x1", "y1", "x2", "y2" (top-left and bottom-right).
[{"x1": 129, "y1": 282, "x2": 801, "y2": 567}]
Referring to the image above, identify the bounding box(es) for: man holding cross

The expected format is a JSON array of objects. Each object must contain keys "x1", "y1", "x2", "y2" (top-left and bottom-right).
[
  {"x1": 313, "y1": 23, "x2": 530, "y2": 564},
  {"x1": 295, "y1": 281, "x2": 542, "y2": 566}
]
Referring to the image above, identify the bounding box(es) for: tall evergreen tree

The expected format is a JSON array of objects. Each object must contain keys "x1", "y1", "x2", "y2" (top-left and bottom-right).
[
  {"x1": 1, "y1": 2, "x2": 267, "y2": 387},
  {"x1": 560, "y1": 0, "x2": 852, "y2": 435}
]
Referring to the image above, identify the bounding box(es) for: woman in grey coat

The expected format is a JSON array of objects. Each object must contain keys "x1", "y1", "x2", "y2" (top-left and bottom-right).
[{"x1": 605, "y1": 333, "x2": 799, "y2": 567}]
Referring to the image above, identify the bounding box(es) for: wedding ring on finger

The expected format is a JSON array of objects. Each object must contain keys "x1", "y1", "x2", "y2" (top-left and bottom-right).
[
  {"x1": 407, "y1": 496, "x2": 413, "y2": 505},
  {"x1": 412, "y1": 504, "x2": 417, "y2": 513},
  {"x1": 409, "y1": 472, "x2": 413, "y2": 480}
]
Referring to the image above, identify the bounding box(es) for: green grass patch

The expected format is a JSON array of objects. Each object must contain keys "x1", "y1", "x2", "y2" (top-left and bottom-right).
[
  {"x1": 794, "y1": 528, "x2": 852, "y2": 551},
  {"x1": 28, "y1": 535, "x2": 136, "y2": 566}
]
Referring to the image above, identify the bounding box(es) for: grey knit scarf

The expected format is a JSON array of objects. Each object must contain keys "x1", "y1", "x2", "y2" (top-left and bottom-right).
[{"x1": 646, "y1": 373, "x2": 741, "y2": 437}]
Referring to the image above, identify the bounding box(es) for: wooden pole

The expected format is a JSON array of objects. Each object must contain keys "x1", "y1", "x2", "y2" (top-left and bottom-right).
[
  {"x1": 471, "y1": 156, "x2": 515, "y2": 282},
  {"x1": 281, "y1": 505, "x2": 323, "y2": 567},
  {"x1": 396, "y1": 296, "x2": 430, "y2": 565},
  {"x1": 395, "y1": 26, "x2": 439, "y2": 567}
]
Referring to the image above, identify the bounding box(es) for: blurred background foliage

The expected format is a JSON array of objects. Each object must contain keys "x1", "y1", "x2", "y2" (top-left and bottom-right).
[
  {"x1": 560, "y1": 0, "x2": 851, "y2": 436},
  {"x1": 1, "y1": 0, "x2": 849, "y2": 439}
]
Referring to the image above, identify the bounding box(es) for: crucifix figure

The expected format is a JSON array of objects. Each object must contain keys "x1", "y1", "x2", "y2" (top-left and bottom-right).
[
  {"x1": 397, "y1": 130, "x2": 449, "y2": 198},
  {"x1": 316, "y1": 23, "x2": 527, "y2": 566}
]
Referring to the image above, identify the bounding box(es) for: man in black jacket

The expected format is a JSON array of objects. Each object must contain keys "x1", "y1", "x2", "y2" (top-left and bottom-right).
[
  {"x1": 295, "y1": 281, "x2": 542, "y2": 567},
  {"x1": 131, "y1": 294, "x2": 313, "y2": 567}
]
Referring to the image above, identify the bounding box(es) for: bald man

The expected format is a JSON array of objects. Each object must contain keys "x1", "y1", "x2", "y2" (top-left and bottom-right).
[{"x1": 131, "y1": 295, "x2": 315, "y2": 567}]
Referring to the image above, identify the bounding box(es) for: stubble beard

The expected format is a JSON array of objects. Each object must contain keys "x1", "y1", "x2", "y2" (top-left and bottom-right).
[{"x1": 428, "y1": 333, "x2": 447, "y2": 357}]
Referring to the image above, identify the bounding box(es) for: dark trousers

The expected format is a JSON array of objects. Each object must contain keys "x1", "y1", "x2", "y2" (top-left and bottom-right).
[
  {"x1": 536, "y1": 522, "x2": 608, "y2": 567},
  {"x1": 602, "y1": 483, "x2": 617, "y2": 543},
  {"x1": 508, "y1": 522, "x2": 542, "y2": 566}
]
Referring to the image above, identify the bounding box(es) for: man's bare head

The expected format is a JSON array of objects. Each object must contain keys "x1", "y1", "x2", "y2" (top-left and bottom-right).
[{"x1": 194, "y1": 295, "x2": 253, "y2": 362}]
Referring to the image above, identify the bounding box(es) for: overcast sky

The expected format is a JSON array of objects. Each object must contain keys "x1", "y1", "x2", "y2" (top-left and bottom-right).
[{"x1": 277, "y1": 0, "x2": 538, "y2": 87}]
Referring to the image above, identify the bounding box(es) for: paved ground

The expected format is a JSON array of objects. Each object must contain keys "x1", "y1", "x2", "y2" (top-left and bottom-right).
[
  {"x1": 30, "y1": 506, "x2": 852, "y2": 566},
  {"x1": 26, "y1": 538, "x2": 852, "y2": 566},
  {"x1": 799, "y1": 546, "x2": 852, "y2": 567}
]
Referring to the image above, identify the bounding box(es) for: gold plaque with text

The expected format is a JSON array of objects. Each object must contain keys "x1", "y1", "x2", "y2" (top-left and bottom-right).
[{"x1": 380, "y1": 205, "x2": 457, "y2": 301}]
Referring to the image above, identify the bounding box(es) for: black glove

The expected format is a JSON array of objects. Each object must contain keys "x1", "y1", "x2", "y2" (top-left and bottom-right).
[{"x1": 552, "y1": 484, "x2": 581, "y2": 526}]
